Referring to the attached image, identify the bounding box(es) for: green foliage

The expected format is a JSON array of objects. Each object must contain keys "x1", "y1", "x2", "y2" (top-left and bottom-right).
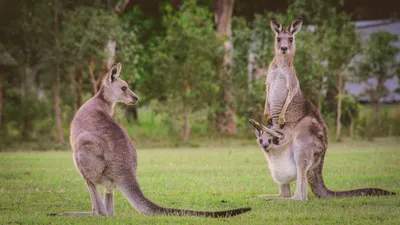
[
  {"x1": 352, "y1": 31, "x2": 400, "y2": 99},
  {"x1": 1, "y1": 0, "x2": 399, "y2": 148},
  {"x1": 150, "y1": 0, "x2": 220, "y2": 135},
  {"x1": 61, "y1": 6, "x2": 140, "y2": 73}
]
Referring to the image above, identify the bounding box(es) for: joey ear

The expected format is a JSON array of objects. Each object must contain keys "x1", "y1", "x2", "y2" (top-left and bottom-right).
[
  {"x1": 289, "y1": 17, "x2": 303, "y2": 35},
  {"x1": 108, "y1": 63, "x2": 121, "y2": 83},
  {"x1": 255, "y1": 129, "x2": 262, "y2": 137},
  {"x1": 270, "y1": 18, "x2": 283, "y2": 34}
]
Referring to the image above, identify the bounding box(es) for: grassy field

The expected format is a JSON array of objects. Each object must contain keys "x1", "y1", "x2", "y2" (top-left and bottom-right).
[{"x1": 1, "y1": 138, "x2": 400, "y2": 224}]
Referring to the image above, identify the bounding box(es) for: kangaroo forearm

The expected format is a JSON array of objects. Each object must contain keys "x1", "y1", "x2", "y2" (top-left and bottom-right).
[
  {"x1": 264, "y1": 85, "x2": 270, "y2": 119},
  {"x1": 280, "y1": 87, "x2": 294, "y2": 119}
]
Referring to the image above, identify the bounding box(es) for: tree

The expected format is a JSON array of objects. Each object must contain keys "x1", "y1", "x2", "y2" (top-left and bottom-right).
[
  {"x1": 3, "y1": 0, "x2": 53, "y2": 140},
  {"x1": 152, "y1": 1, "x2": 219, "y2": 144},
  {"x1": 54, "y1": 0, "x2": 64, "y2": 144},
  {"x1": 324, "y1": 14, "x2": 359, "y2": 141},
  {"x1": 353, "y1": 31, "x2": 400, "y2": 126},
  {"x1": 61, "y1": 7, "x2": 120, "y2": 96},
  {"x1": 214, "y1": 0, "x2": 237, "y2": 135}
]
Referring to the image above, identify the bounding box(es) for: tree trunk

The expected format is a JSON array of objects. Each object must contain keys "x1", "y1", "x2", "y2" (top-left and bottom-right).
[
  {"x1": 347, "y1": 109, "x2": 354, "y2": 138},
  {"x1": 55, "y1": 67, "x2": 64, "y2": 144},
  {"x1": 335, "y1": 71, "x2": 343, "y2": 141},
  {"x1": 182, "y1": 80, "x2": 191, "y2": 144},
  {"x1": 374, "y1": 77, "x2": 384, "y2": 126},
  {"x1": 326, "y1": 81, "x2": 337, "y2": 114},
  {"x1": 54, "y1": 0, "x2": 64, "y2": 144},
  {"x1": 75, "y1": 69, "x2": 83, "y2": 111},
  {"x1": 125, "y1": 105, "x2": 138, "y2": 123},
  {"x1": 21, "y1": 66, "x2": 29, "y2": 139},
  {"x1": 0, "y1": 71, "x2": 3, "y2": 127},
  {"x1": 214, "y1": 0, "x2": 237, "y2": 135},
  {"x1": 183, "y1": 108, "x2": 191, "y2": 145},
  {"x1": 317, "y1": 78, "x2": 323, "y2": 112},
  {"x1": 89, "y1": 56, "x2": 98, "y2": 95},
  {"x1": 104, "y1": 40, "x2": 116, "y2": 72},
  {"x1": 247, "y1": 52, "x2": 255, "y2": 93}
]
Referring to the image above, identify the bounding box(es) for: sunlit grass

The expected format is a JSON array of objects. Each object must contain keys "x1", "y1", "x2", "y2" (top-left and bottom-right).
[{"x1": 1, "y1": 138, "x2": 399, "y2": 224}]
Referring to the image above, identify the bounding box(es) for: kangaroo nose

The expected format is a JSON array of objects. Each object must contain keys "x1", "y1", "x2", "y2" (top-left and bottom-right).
[
  {"x1": 281, "y1": 47, "x2": 288, "y2": 53},
  {"x1": 132, "y1": 96, "x2": 139, "y2": 103}
]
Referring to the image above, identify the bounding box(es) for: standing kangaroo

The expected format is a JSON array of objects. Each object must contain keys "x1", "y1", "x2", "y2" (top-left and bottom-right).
[
  {"x1": 264, "y1": 17, "x2": 302, "y2": 128},
  {"x1": 249, "y1": 18, "x2": 395, "y2": 200},
  {"x1": 57, "y1": 63, "x2": 250, "y2": 217}
]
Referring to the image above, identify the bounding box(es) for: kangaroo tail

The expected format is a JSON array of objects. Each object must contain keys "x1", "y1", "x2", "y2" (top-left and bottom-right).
[
  {"x1": 307, "y1": 158, "x2": 395, "y2": 198},
  {"x1": 118, "y1": 178, "x2": 251, "y2": 217}
]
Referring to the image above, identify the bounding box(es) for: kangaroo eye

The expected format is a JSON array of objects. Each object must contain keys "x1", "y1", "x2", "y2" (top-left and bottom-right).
[
  {"x1": 258, "y1": 139, "x2": 263, "y2": 144},
  {"x1": 277, "y1": 38, "x2": 281, "y2": 42},
  {"x1": 121, "y1": 86, "x2": 127, "y2": 91},
  {"x1": 289, "y1": 38, "x2": 293, "y2": 43}
]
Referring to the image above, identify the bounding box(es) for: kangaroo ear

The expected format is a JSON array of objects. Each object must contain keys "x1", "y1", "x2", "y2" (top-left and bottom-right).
[
  {"x1": 255, "y1": 129, "x2": 262, "y2": 137},
  {"x1": 270, "y1": 18, "x2": 283, "y2": 34},
  {"x1": 108, "y1": 63, "x2": 121, "y2": 83},
  {"x1": 289, "y1": 17, "x2": 303, "y2": 35},
  {"x1": 116, "y1": 62, "x2": 122, "y2": 74}
]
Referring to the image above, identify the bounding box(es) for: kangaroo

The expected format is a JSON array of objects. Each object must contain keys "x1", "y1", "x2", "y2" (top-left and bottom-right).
[
  {"x1": 55, "y1": 63, "x2": 251, "y2": 217},
  {"x1": 248, "y1": 17, "x2": 396, "y2": 200},
  {"x1": 264, "y1": 17, "x2": 302, "y2": 128}
]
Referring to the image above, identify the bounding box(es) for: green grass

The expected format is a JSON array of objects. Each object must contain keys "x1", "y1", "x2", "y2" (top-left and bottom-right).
[{"x1": 1, "y1": 138, "x2": 400, "y2": 224}]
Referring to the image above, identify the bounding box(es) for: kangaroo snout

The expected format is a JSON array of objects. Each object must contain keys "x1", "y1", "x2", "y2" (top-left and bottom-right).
[
  {"x1": 280, "y1": 46, "x2": 288, "y2": 54},
  {"x1": 131, "y1": 95, "x2": 139, "y2": 105}
]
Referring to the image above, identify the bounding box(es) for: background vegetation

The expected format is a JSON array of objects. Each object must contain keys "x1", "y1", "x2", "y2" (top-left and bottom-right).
[{"x1": 0, "y1": 0, "x2": 399, "y2": 150}]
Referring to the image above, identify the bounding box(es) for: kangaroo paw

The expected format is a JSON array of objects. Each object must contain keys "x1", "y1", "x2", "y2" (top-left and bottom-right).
[{"x1": 278, "y1": 117, "x2": 286, "y2": 128}]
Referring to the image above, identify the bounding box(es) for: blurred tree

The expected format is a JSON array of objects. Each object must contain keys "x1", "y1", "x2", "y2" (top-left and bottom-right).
[
  {"x1": 54, "y1": 0, "x2": 64, "y2": 144},
  {"x1": 214, "y1": 0, "x2": 237, "y2": 135},
  {"x1": 152, "y1": 0, "x2": 219, "y2": 143},
  {"x1": 61, "y1": 6, "x2": 119, "y2": 96},
  {"x1": 120, "y1": 6, "x2": 155, "y2": 122},
  {"x1": 325, "y1": 13, "x2": 359, "y2": 141},
  {"x1": 60, "y1": 5, "x2": 140, "y2": 104},
  {"x1": 0, "y1": 44, "x2": 18, "y2": 129},
  {"x1": 353, "y1": 31, "x2": 400, "y2": 127},
  {"x1": 340, "y1": 94, "x2": 360, "y2": 138},
  {"x1": 3, "y1": 0, "x2": 53, "y2": 140}
]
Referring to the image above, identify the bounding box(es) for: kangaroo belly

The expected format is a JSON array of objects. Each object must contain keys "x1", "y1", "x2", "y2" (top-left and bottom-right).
[
  {"x1": 267, "y1": 71, "x2": 288, "y2": 118},
  {"x1": 265, "y1": 147, "x2": 297, "y2": 184}
]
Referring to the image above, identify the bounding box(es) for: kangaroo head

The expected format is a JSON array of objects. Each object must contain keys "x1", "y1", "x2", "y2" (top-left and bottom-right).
[
  {"x1": 254, "y1": 128, "x2": 280, "y2": 152},
  {"x1": 103, "y1": 62, "x2": 139, "y2": 105},
  {"x1": 270, "y1": 17, "x2": 303, "y2": 56}
]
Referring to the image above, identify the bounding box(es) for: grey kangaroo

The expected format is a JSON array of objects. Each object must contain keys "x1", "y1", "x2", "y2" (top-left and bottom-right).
[
  {"x1": 264, "y1": 17, "x2": 302, "y2": 128},
  {"x1": 249, "y1": 17, "x2": 396, "y2": 200},
  {"x1": 56, "y1": 63, "x2": 250, "y2": 217}
]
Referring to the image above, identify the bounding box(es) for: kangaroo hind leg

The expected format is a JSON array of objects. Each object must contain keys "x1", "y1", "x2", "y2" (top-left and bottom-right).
[
  {"x1": 53, "y1": 147, "x2": 108, "y2": 216},
  {"x1": 52, "y1": 181, "x2": 108, "y2": 216}
]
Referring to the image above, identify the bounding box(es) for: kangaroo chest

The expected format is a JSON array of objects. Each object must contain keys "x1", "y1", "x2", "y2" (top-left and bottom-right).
[
  {"x1": 267, "y1": 67, "x2": 290, "y2": 117},
  {"x1": 263, "y1": 146, "x2": 297, "y2": 184}
]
